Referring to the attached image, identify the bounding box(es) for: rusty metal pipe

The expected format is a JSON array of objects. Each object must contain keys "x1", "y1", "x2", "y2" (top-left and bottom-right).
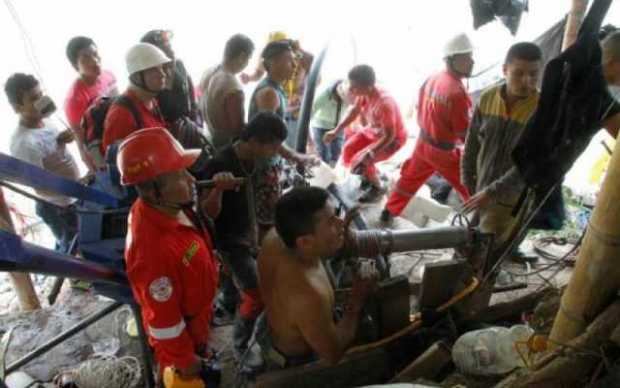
[{"x1": 348, "y1": 226, "x2": 472, "y2": 258}]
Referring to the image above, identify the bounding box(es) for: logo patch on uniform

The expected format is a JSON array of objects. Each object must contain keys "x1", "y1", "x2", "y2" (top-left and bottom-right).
[
  {"x1": 182, "y1": 241, "x2": 199, "y2": 266},
  {"x1": 149, "y1": 277, "x2": 173, "y2": 302}
]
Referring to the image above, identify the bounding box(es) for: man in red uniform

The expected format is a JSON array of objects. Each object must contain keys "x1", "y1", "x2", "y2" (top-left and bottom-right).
[
  {"x1": 118, "y1": 127, "x2": 229, "y2": 385},
  {"x1": 381, "y1": 33, "x2": 474, "y2": 222},
  {"x1": 102, "y1": 43, "x2": 170, "y2": 154},
  {"x1": 324, "y1": 65, "x2": 407, "y2": 202}
]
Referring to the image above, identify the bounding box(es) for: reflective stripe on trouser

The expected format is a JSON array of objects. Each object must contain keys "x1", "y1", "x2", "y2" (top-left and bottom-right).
[
  {"x1": 149, "y1": 319, "x2": 186, "y2": 340},
  {"x1": 386, "y1": 141, "x2": 470, "y2": 216}
]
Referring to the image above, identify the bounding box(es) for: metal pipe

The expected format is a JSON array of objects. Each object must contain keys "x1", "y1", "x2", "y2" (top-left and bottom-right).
[
  {"x1": 6, "y1": 302, "x2": 123, "y2": 374},
  {"x1": 389, "y1": 226, "x2": 471, "y2": 253},
  {"x1": 348, "y1": 226, "x2": 472, "y2": 258},
  {"x1": 0, "y1": 230, "x2": 127, "y2": 286}
]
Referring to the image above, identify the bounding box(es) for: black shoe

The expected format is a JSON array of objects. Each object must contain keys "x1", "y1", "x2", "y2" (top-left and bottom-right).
[
  {"x1": 359, "y1": 184, "x2": 386, "y2": 203},
  {"x1": 380, "y1": 209, "x2": 393, "y2": 224}
]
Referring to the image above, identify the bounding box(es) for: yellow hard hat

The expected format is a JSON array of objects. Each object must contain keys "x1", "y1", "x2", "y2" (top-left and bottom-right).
[{"x1": 268, "y1": 31, "x2": 289, "y2": 42}]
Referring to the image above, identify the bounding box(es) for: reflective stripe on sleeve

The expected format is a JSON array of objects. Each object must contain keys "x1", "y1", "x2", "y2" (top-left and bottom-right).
[{"x1": 148, "y1": 319, "x2": 186, "y2": 340}]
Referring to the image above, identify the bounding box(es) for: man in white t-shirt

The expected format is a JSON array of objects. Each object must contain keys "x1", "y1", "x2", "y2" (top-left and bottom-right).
[
  {"x1": 5, "y1": 73, "x2": 80, "y2": 254},
  {"x1": 199, "y1": 34, "x2": 254, "y2": 149}
]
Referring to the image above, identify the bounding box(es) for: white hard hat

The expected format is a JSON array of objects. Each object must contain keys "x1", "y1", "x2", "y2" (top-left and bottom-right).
[
  {"x1": 443, "y1": 33, "x2": 474, "y2": 58},
  {"x1": 125, "y1": 43, "x2": 171, "y2": 75}
]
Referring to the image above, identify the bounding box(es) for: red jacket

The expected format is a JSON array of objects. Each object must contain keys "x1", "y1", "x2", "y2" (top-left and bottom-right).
[
  {"x1": 125, "y1": 199, "x2": 219, "y2": 369},
  {"x1": 417, "y1": 70, "x2": 471, "y2": 144},
  {"x1": 102, "y1": 89, "x2": 166, "y2": 153}
]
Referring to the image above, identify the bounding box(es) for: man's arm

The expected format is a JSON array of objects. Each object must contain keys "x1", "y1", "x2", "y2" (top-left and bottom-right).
[
  {"x1": 323, "y1": 104, "x2": 361, "y2": 144},
  {"x1": 291, "y1": 277, "x2": 372, "y2": 366},
  {"x1": 223, "y1": 91, "x2": 246, "y2": 136},
  {"x1": 199, "y1": 172, "x2": 243, "y2": 219},
  {"x1": 450, "y1": 91, "x2": 472, "y2": 143},
  {"x1": 461, "y1": 108, "x2": 483, "y2": 194},
  {"x1": 131, "y1": 255, "x2": 202, "y2": 374},
  {"x1": 241, "y1": 62, "x2": 266, "y2": 84}
]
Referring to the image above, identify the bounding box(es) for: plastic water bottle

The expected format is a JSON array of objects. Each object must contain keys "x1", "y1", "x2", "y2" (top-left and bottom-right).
[{"x1": 452, "y1": 325, "x2": 534, "y2": 376}]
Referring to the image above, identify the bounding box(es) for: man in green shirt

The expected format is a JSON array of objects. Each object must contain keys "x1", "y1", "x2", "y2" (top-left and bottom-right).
[{"x1": 310, "y1": 80, "x2": 351, "y2": 166}]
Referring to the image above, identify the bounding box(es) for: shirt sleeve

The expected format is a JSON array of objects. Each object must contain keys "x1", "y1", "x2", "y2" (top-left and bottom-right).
[
  {"x1": 461, "y1": 107, "x2": 482, "y2": 194},
  {"x1": 487, "y1": 166, "x2": 525, "y2": 201},
  {"x1": 131, "y1": 249, "x2": 198, "y2": 369},
  {"x1": 450, "y1": 91, "x2": 472, "y2": 139},
  {"x1": 377, "y1": 99, "x2": 397, "y2": 142},
  {"x1": 64, "y1": 92, "x2": 89, "y2": 128}
]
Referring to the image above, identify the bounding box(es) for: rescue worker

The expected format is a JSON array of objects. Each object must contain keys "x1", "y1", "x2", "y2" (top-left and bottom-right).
[
  {"x1": 381, "y1": 33, "x2": 474, "y2": 222},
  {"x1": 323, "y1": 65, "x2": 407, "y2": 202},
  {"x1": 141, "y1": 29, "x2": 206, "y2": 149},
  {"x1": 141, "y1": 29, "x2": 200, "y2": 126},
  {"x1": 199, "y1": 112, "x2": 287, "y2": 366},
  {"x1": 102, "y1": 43, "x2": 170, "y2": 153},
  {"x1": 257, "y1": 186, "x2": 378, "y2": 369},
  {"x1": 118, "y1": 127, "x2": 227, "y2": 386}
]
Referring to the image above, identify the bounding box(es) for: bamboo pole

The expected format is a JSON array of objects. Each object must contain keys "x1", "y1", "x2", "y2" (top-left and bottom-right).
[
  {"x1": 0, "y1": 189, "x2": 40, "y2": 311},
  {"x1": 548, "y1": 132, "x2": 620, "y2": 346}
]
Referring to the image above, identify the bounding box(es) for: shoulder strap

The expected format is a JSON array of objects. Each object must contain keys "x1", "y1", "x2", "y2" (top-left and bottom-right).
[{"x1": 115, "y1": 95, "x2": 144, "y2": 129}]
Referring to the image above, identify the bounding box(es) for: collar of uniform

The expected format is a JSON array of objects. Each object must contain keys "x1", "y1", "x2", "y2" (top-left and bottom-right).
[{"x1": 134, "y1": 197, "x2": 187, "y2": 230}]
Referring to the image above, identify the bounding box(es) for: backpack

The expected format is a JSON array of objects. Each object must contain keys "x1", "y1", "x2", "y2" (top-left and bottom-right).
[{"x1": 80, "y1": 95, "x2": 143, "y2": 169}]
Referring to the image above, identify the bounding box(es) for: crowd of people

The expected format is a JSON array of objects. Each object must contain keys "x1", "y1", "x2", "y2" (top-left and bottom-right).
[{"x1": 4, "y1": 26, "x2": 620, "y2": 387}]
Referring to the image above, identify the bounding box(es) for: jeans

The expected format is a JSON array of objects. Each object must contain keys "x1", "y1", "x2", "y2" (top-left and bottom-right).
[
  {"x1": 311, "y1": 126, "x2": 344, "y2": 167},
  {"x1": 35, "y1": 201, "x2": 78, "y2": 254},
  {"x1": 285, "y1": 115, "x2": 299, "y2": 149}
]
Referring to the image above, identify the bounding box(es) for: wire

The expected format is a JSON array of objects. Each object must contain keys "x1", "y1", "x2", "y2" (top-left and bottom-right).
[{"x1": 3, "y1": 0, "x2": 45, "y2": 85}]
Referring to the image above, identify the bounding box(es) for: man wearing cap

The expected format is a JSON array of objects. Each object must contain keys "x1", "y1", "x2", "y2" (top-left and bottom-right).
[
  {"x1": 119, "y1": 127, "x2": 233, "y2": 385},
  {"x1": 381, "y1": 33, "x2": 474, "y2": 223},
  {"x1": 102, "y1": 43, "x2": 170, "y2": 154}
]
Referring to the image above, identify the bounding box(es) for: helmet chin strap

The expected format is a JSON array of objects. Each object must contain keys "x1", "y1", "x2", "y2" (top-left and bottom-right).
[
  {"x1": 447, "y1": 57, "x2": 469, "y2": 78},
  {"x1": 130, "y1": 72, "x2": 161, "y2": 95},
  {"x1": 144, "y1": 180, "x2": 195, "y2": 211}
]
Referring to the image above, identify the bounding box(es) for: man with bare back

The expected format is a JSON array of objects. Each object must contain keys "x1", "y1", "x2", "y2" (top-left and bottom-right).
[{"x1": 256, "y1": 186, "x2": 377, "y2": 369}]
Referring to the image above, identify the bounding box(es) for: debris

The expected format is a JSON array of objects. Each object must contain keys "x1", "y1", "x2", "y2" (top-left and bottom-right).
[{"x1": 451, "y1": 325, "x2": 533, "y2": 376}]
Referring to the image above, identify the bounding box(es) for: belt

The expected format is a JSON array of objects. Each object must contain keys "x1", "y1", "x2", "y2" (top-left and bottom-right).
[{"x1": 419, "y1": 129, "x2": 455, "y2": 151}]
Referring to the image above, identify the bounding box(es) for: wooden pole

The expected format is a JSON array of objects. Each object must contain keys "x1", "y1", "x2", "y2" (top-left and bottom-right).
[
  {"x1": 548, "y1": 134, "x2": 620, "y2": 346},
  {"x1": 0, "y1": 189, "x2": 40, "y2": 311},
  {"x1": 562, "y1": 0, "x2": 590, "y2": 51}
]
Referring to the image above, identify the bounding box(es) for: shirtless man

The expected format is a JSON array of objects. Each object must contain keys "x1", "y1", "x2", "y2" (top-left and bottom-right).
[
  {"x1": 257, "y1": 186, "x2": 376, "y2": 368},
  {"x1": 199, "y1": 34, "x2": 254, "y2": 150}
]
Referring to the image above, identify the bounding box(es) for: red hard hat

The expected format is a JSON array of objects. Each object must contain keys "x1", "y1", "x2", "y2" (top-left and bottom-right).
[{"x1": 117, "y1": 127, "x2": 200, "y2": 186}]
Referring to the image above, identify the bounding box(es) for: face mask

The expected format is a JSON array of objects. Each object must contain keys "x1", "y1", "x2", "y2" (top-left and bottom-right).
[{"x1": 33, "y1": 95, "x2": 56, "y2": 118}]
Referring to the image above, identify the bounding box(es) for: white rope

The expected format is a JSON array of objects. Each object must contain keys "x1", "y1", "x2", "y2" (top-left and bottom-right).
[{"x1": 67, "y1": 355, "x2": 142, "y2": 388}]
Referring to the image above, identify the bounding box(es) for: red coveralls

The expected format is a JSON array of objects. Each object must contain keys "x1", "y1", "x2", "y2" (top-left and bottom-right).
[
  {"x1": 341, "y1": 89, "x2": 407, "y2": 181},
  {"x1": 386, "y1": 70, "x2": 471, "y2": 216},
  {"x1": 125, "y1": 199, "x2": 219, "y2": 369}
]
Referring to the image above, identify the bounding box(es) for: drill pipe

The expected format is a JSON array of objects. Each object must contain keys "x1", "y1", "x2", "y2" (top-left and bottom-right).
[{"x1": 347, "y1": 226, "x2": 472, "y2": 258}]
